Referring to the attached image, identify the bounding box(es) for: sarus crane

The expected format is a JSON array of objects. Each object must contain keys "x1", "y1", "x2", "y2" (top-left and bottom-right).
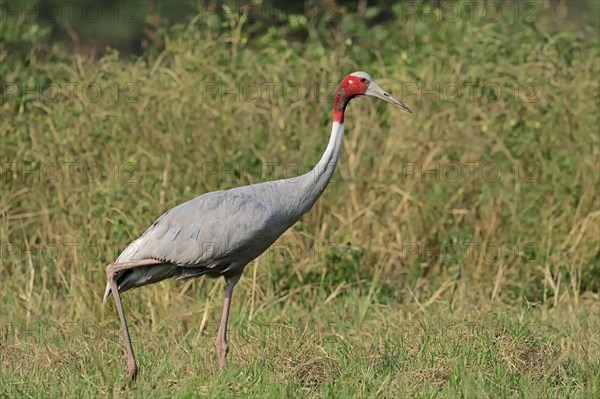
[{"x1": 103, "y1": 71, "x2": 411, "y2": 385}]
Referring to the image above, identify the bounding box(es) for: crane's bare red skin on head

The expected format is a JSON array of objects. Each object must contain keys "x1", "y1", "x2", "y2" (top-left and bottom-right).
[{"x1": 333, "y1": 74, "x2": 370, "y2": 123}]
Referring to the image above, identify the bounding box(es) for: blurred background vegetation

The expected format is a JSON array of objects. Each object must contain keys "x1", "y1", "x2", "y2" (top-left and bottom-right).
[
  {"x1": 1, "y1": 0, "x2": 599, "y2": 397},
  {"x1": 2, "y1": 0, "x2": 599, "y2": 95}
]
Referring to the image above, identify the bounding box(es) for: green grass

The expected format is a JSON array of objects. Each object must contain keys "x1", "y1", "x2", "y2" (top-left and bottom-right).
[
  {"x1": 1, "y1": 1, "x2": 599, "y2": 397},
  {"x1": 3, "y1": 300, "x2": 599, "y2": 397}
]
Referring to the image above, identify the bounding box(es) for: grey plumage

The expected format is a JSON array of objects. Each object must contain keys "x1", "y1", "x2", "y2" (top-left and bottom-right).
[{"x1": 103, "y1": 174, "x2": 322, "y2": 300}]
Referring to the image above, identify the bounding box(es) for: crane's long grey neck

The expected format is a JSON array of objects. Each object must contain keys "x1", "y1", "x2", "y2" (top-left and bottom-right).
[{"x1": 297, "y1": 121, "x2": 344, "y2": 211}]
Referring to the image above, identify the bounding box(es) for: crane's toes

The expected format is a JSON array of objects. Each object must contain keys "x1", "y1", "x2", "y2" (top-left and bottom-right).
[{"x1": 121, "y1": 367, "x2": 138, "y2": 390}]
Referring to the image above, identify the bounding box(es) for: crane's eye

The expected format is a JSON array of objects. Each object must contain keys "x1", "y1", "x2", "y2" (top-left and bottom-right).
[{"x1": 360, "y1": 78, "x2": 367, "y2": 83}]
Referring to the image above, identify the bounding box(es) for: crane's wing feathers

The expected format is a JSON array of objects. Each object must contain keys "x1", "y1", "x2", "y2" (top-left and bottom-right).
[
  {"x1": 106, "y1": 183, "x2": 301, "y2": 298},
  {"x1": 121, "y1": 189, "x2": 277, "y2": 267}
]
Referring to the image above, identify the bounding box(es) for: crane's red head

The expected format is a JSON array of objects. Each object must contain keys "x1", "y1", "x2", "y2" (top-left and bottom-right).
[{"x1": 333, "y1": 71, "x2": 411, "y2": 123}]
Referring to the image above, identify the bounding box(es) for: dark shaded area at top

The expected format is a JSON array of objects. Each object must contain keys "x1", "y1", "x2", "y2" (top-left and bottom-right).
[
  {"x1": 4, "y1": 0, "x2": 597, "y2": 57},
  {"x1": 4, "y1": 0, "x2": 395, "y2": 56}
]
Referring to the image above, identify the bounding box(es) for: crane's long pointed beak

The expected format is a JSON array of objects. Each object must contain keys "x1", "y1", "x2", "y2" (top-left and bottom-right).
[{"x1": 366, "y1": 81, "x2": 412, "y2": 113}]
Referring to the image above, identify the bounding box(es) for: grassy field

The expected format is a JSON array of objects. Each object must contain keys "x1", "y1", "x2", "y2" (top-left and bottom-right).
[{"x1": 1, "y1": 1, "x2": 599, "y2": 397}]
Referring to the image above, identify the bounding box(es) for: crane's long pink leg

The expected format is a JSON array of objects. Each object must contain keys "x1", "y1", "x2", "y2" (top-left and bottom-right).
[
  {"x1": 215, "y1": 274, "x2": 240, "y2": 368},
  {"x1": 105, "y1": 259, "x2": 164, "y2": 386}
]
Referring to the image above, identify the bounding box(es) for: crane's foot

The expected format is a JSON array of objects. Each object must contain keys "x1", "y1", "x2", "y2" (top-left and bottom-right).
[
  {"x1": 215, "y1": 337, "x2": 229, "y2": 368},
  {"x1": 121, "y1": 365, "x2": 138, "y2": 390}
]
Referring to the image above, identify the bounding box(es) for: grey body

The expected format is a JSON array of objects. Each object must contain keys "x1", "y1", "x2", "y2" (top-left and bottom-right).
[
  {"x1": 111, "y1": 179, "x2": 310, "y2": 292},
  {"x1": 103, "y1": 120, "x2": 343, "y2": 301},
  {"x1": 103, "y1": 72, "x2": 412, "y2": 384}
]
